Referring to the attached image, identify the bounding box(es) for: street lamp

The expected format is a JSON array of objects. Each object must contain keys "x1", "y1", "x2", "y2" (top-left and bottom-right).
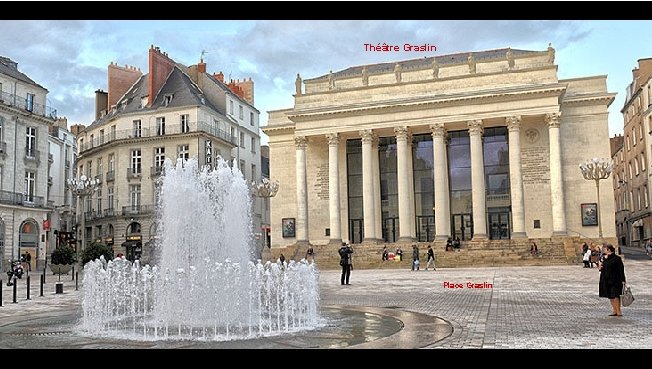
[
  {"x1": 251, "y1": 178, "x2": 279, "y2": 257},
  {"x1": 67, "y1": 175, "x2": 100, "y2": 253},
  {"x1": 579, "y1": 158, "x2": 613, "y2": 239},
  {"x1": 618, "y1": 179, "x2": 630, "y2": 249}
]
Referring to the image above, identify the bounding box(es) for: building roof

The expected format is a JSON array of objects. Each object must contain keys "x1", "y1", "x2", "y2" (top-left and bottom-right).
[
  {"x1": 88, "y1": 66, "x2": 226, "y2": 129},
  {"x1": 205, "y1": 73, "x2": 259, "y2": 113},
  {"x1": 0, "y1": 56, "x2": 46, "y2": 90},
  {"x1": 306, "y1": 48, "x2": 539, "y2": 81}
]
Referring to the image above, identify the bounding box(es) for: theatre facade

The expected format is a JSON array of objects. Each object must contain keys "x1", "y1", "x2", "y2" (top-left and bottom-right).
[{"x1": 263, "y1": 46, "x2": 616, "y2": 261}]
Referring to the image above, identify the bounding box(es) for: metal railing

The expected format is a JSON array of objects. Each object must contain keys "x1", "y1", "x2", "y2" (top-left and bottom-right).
[
  {"x1": 0, "y1": 90, "x2": 57, "y2": 119},
  {"x1": 151, "y1": 165, "x2": 164, "y2": 177},
  {"x1": 0, "y1": 190, "x2": 45, "y2": 208},
  {"x1": 78, "y1": 121, "x2": 237, "y2": 153},
  {"x1": 48, "y1": 153, "x2": 54, "y2": 162},
  {"x1": 95, "y1": 173, "x2": 103, "y2": 183},
  {"x1": 103, "y1": 208, "x2": 116, "y2": 217},
  {"x1": 106, "y1": 170, "x2": 115, "y2": 182},
  {"x1": 122, "y1": 205, "x2": 155, "y2": 216},
  {"x1": 25, "y1": 149, "x2": 40, "y2": 162},
  {"x1": 127, "y1": 167, "x2": 142, "y2": 179}
]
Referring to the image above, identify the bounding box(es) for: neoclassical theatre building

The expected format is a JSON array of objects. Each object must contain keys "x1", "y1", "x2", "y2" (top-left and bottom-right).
[{"x1": 264, "y1": 46, "x2": 616, "y2": 264}]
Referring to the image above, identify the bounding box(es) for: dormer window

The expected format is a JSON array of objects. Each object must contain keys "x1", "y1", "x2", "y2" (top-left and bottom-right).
[
  {"x1": 120, "y1": 99, "x2": 128, "y2": 111},
  {"x1": 140, "y1": 96, "x2": 148, "y2": 109},
  {"x1": 163, "y1": 94, "x2": 174, "y2": 107}
]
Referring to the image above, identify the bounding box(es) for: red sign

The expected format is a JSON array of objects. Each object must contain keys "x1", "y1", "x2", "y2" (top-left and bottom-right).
[{"x1": 43, "y1": 220, "x2": 50, "y2": 231}]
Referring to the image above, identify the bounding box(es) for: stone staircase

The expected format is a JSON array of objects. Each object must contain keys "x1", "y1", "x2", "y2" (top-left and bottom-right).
[{"x1": 266, "y1": 236, "x2": 608, "y2": 270}]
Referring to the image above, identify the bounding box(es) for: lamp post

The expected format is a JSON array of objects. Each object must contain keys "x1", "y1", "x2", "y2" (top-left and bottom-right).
[
  {"x1": 251, "y1": 177, "x2": 279, "y2": 258},
  {"x1": 579, "y1": 158, "x2": 613, "y2": 239},
  {"x1": 67, "y1": 175, "x2": 100, "y2": 253}
]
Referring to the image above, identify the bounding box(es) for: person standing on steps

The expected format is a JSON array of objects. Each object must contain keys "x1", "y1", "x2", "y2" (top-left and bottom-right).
[
  {"x1": 411, "y1": 243, "x2": 420, "y2": 271},
  {"x1": 338, "y1": 241, "x2": 354, "y2": 285},
  {"x1": 382, "y1": 246, "x2": 388, "y2": 261},
  {"x1": 425, "y1": 245, "x2": 436, "y2": 271}
]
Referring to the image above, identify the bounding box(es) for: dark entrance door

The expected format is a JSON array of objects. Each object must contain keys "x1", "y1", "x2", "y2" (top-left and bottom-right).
[
  {"x1": 349, "y1": 219, "x2": 364, "y2": 244},
  {"x1": 452, "y1": 213, "x2": 473, "y2": 241},
  {"x1": 488, "y1": 211, "x2": 511, "y2": 240},
  {"x1": 382, "y1": 217, "x2": 399, "y2": 243},
  {"x1": 416, "y1": 215, "x2": 435, "y2": 242}
]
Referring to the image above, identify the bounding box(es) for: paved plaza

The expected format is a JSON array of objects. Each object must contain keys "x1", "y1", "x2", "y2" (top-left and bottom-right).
[{"x1": 0, "y1": 254, "x2": 650, "y2": 349}]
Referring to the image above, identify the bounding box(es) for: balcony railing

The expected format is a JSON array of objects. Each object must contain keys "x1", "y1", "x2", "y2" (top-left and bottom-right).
[
  {"x1": 0, "y1": 190, "x2": 45, "y2": 208},
  {"x1": 95, "y1": 173, "x2": 103, "y2": 183},
  {"x1": 25, "y1": 149, "x2": 40, "y2": 163},
  {"x1": 151, "y1": 165, "x2": 164, "y2": 177},
  {"x1": 106, "y1": 170, "x2": 115, "y2": 182},
  {"x1": 103, "y1": 208, "x2": 116, "y2": 217},
  {"x1": 127, "y1": 167, "x2": 142, "y2": 179},
  {"x1": 122, "y1": 205, "x2": 155, "y2": 216},
  {"x1": 78, "y1": 121, "x2": 237, "y2": 153},
  {"x1": 0, "y1": 90, "x2": 57, "y2": 119},
  {"x1": 47, "y1": 176, "x2": 53, "y2": 185},
  {"x1": 48, "y1": 153, "x2": 54, "y2": 163}
]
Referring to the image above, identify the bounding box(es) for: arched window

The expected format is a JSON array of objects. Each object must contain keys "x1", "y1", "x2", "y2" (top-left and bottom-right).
[
  {"x1": 149, "y1": 222, "x2": 158, "y2": 240},
  {"x1": 19, "y1": 219, "x2": 39, "y2": 260},
  {"x1": 127, "y1": 222, "x2": 141, "y2": 235}
]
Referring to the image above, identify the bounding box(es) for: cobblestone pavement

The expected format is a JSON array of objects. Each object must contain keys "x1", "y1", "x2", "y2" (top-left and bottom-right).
[{"x1": 319, "y1": 258, "x2": 652, "y2": 348}]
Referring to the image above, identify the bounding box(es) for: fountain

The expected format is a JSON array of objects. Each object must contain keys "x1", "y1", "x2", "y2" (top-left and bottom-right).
[{"x1": 80, "y1": 157, "x2": 320, "y2": 341}]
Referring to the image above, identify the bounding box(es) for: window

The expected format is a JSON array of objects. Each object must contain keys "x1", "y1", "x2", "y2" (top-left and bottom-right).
[
  {"x1": 251, "y1": 164, "x2": 256, "y2": 182},
  {"x1": 108, "y1": 153, "x2": 115, "y2": 172},
  {"x1": 533, "y1": 220, "x2": 541, "y2": 229},
  {"x1": 130, "y1": 184, "x2": 141, "y2": 207},
  {"x1": 230, "y1": 126, "x2": 235, "y2": 141},
  {"x1": 99, "y1": 129, "x2": 105, "y2": 144},
  {"x1": 635, "y1": 157, "x2": 640, "y2": 176},
  {"x1": 156, "y1": 117, "x2": 165, "y2": 135},
  {"x1": 0, "y1": 116, "x2": 4, "y2": 142},
  {"x1": 640, "y1": 123, "x2": 644, "y2": 141},
  {"x1": 239, "y1": 159, "x2": 245, "y2": 174},
  {"x1": 25, "y1": 93, "x2": 34, "y2": 112},
  {"x1": 229, "y1": 100, "x2": 234, "y2": 115},
  {"x1": 645, "y1": 186, "x2": 650, "y2": 208},
  {"x1": 96, "y1": 189, "x2": 102, "y2": 213},
  {"x1": 131, "y1": 149, "x2": 141, "y2": 175},
  {"x1": 79, "y1": 165, "x2": 83, "y2": 179},
  {"x1": 140, "y1": 96, "x2": 147, "y2": 109},
  {"x1": 251, "y1": 137, "x2": 256, "y2": 153},
  {"x1": 240, "y1": 132, "x2": 245, "y2": 148},
  {"x1": 633, "y1": 127, "x2": 637, "y2": 146},
  {"x1": 178, "y1": 144, "x2": 189, "y2": 161},
  {"x1": 24, "y1": 171, "x2": 36, "y2": 202},
  {"x1": 90, "y1": 134, "x2": 94, "y2": 148},
  {"x1": 26, "y1": 126, "x2": 36, "y2": 157},
  {"x1": 97, "y1": 157, "x2": 103, "y2": 178},
  {"x1": 239, "y1": 105, "x2": 243, "y2": 119},
  {"x1": 110, "y1": 125, "x2": 116, "y2": 140},
  {"x1": 132, "y1": 120, "x2": 142, "y2": 138},
  {"x1": 629, "y1": 162, "x2": 633, "y2": 179},
  {"x1": 181, "y1": 114, "x2": 190, "y2": 133},
  {"x1": 627, "y1": 135, "x2": 630, "y2": 151},
  {"x1": 163, "y1": 94, "x2": 173, "y2": 106},
  {"x1": 250, "y1": 112, "x2": 254, "y2": 126},
  {"x1": 642, "y1": 153, "x2": 646, "y2": 172},
  {"x1": 87, "y1": 160, "x2": 92, "y2": 177},
  {"x1": 155, "y1": 147, "x2": 165, "y2": 168},
  {"x1": 638, "y1": 189, "x2": 642, "y2": 211},
  {"x1": 108, "y1": 187, "x2": 114, "y2": 209}
]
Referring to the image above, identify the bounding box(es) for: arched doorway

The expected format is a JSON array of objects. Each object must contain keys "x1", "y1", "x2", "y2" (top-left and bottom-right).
[
  {"x1": 106, "y1": 223, "x2": 115, "y2": 247},
  {"x1": 0, "y1": 218, "x2": 5, "y2": 273},
  {"x1": 123, "y1": 222, "x2": 142, "y2": 261},
  {"x1": 19, "y1": 219, "x2": 39, "y2": 271}
]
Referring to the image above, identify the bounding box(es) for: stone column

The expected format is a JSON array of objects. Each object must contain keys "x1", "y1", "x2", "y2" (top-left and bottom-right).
[
  {"x1": 326, "y1": 133, "x2": 341, "y2": 244},
  {"x1": 295, "y1": 136, "x2": 309, "y2": 245},
  {"x1": 546, "y1": 112, "x2": 567, "y2": 235},
  {"x1": 372, "y1": 137, "x2": 382, "y2": 240},
  {"x1": 360, "y1": 129, "x2": 377, "y2": 243},
  {"x1": 468, "y1": 119, "x2": 487, "y2": 239},
  {"x1": 395, "y1": 127, "x2": 412, "y2": 242},
  {"x1": 507, "y1": 116, "x2": 527, "y2": 238},
  {"x1": 407, "y1": 138, "x2": 416, "y2": 239},
  {"x1": 431, "y1": 123, "x2": 451, "y2": 239}
]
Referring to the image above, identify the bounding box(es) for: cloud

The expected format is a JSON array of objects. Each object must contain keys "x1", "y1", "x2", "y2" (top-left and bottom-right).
[{"x1": 0, "y1": 20, "x2": 589, "y2": 134}]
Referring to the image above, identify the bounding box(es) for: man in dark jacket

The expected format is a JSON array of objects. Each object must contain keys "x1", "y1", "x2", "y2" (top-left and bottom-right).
[{"x1": 339, "y1": 242, "x2": 353, "y2": 285}]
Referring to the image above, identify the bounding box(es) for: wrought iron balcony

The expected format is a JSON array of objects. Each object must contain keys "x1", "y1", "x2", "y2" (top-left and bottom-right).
[
  {"x1": 127, "y1": 167, "x2": 142, "y2": 179},
  {"x1": 121, "y1": 205, "x2": 155, "y2": 216},
  {"x1": 0, "y1": 90, "x2": 57, "y2": 119},
  {"x1": 106, "y1": 170, "x2": 115, "y2": 182},
  {"x1": 0, "y1": 190, "x2": 45, "y2": 208},
  {"x1": 103, "y1": 208, "x2": 116, "y2": 217},
  {"x1": 151, "y1": 165, "x2": 164, "y2": 177},
  {"x1": 24, "y1": 149, "x2": 40, "y2": 163}
]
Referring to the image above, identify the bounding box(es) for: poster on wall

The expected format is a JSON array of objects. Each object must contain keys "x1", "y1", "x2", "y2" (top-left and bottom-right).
[
  {"x1": 581, "y1": 203, "x2": 598, "y2": 226},
  {"x1": 282, "y1": 218, "x2": 296, "y2": 238}
]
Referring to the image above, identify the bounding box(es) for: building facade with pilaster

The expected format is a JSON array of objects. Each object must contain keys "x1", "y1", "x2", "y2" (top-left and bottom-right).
[{"x1": 264, "y1": 46, "x2": 617, "y2": 263}]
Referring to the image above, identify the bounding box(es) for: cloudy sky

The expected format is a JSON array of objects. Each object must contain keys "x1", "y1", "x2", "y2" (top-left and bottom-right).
[{"x1": 1, "y1": 20, "x2": 650, "y2": 143}]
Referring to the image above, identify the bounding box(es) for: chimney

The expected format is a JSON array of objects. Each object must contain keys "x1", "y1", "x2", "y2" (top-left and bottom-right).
[
  {"x1": 198, "y1": 58, "x2": 206, "y2": 73},
  {"x1": 148, "y1": 45, "x2": 176, "y2": 107},
  {"x1": 69, "y1": 124, "x2": 86, "y2": 136},
  {"x1": 95, "y1": 89, "x2": 108, "y2": 120},
  {"x1": 108, "y1": 63, "x2": 142, "y2": 109},
  {"x1": 214, "y1": 71, "x2": 224, "y2": 83},
  {"x1": 234, "y1": 77, "x2": 255, "y2": 105}
]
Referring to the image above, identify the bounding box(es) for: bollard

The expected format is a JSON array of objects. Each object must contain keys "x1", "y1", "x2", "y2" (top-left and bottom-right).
[
  {"x1": 42, "y1": 267, "x2": 46, "y2": 285},
  {"x1": 13, "y1": 278, "x2": 17, "y2": 303},
  {"x1": 72, "y1": 266, "x2": 75, "y2": 281},
  {"x1": 75, "y1": 272, "x2": 78, "y2": 291},
  {"x1": 55, "y1": 282, "x2": 63, "y2": 294},
  {"x1": 40, "y1": 275, "x2": 44, "y2": 297},
  {"x1": 26, "y1": 276, "x2": 30, "y2": 300}
]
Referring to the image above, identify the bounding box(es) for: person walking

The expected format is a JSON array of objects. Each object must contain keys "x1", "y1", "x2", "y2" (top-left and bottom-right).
[
  {"x1": 583, "y1": 247, "x2": 592, "y2": 268},
  {"x1": 382, "y1": 246, "x2": 388, "y2": 261},
  {"x1": 305, "y1": 246, "x2": 314, "y2": 262},
  {"x1": 598, "y1": 244, "x2": 626, "y2": 316},
  {"x1": 425, "y1": 245, "x2": 436, "y2": 271},
  {"x1": 411, "y1": 243, "x2": 420, "y2": 271},
  {"x1": 338, "y1": 242, "x2": 353, "y2": 285}
]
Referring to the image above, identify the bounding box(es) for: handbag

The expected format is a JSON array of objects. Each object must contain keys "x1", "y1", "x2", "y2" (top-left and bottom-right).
[{"x1": 621, "y1": 284, "x2": 635, "y2": 307}]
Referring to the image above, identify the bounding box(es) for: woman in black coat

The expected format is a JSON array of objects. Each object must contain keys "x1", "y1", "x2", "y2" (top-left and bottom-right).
[{"x1": 598, "y1": 244, "x2": 626, "y2": 316}]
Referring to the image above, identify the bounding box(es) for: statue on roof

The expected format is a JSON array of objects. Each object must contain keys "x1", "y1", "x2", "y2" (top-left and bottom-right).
[
  {"x1": 394, "y1": 63, "x2": 402, "y2": 83},
  {"x1": 362, "y1": 66, "x2": 369, "y2": 86},
  {"x1": 295, "y1": 73, "x2": 302, "y2": 96},
  {"x1": 506, "y1": 48, "x2": 515, "y2": 70},
  {"x1": 468, "y1": 53, "x2": 476, "y2": 74},
  {"x1": 432, "y1": 58, "x2": 439, "y2": 79},
  {"x1": 547, "y1": 43, "x2": 555, "y2": 64},
  {"x1": 328, "y1": 70, "x2": 335, "y2": 90}
]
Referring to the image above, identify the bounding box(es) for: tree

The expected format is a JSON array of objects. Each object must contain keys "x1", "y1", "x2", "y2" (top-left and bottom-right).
[
  {"x1": 50, "y1": 245, "x2": 77, "y2": 265},
  {"x1": 81, "y1": 242, "x2": 114, "y2": 266}
]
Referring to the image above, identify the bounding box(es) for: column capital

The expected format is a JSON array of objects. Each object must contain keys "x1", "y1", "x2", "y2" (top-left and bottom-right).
[
  {"x1": 545, "y1": 112, "x2": 561, "y2": 128},
  {"x1": 294, "y1": 136, "x2": 308, "y2": 148},
  {"x1": 430, "y1": 123, "x2": 446, "y2": 138},
  {"x1": 359, "y1": 129, "x2": 375, "y2": 144},
  {"x1": 467, "y1": 119, "x2": 483, "y2": 135},
  {"x1": 394, "y1": 126, "x2": 410, "y2": 141},
  {"x1": 325, "y1": 133, "x2": 339, "y2": 146},
  {"x1": 506, "y1": 115, "x2": 522, "y2": 131}
]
